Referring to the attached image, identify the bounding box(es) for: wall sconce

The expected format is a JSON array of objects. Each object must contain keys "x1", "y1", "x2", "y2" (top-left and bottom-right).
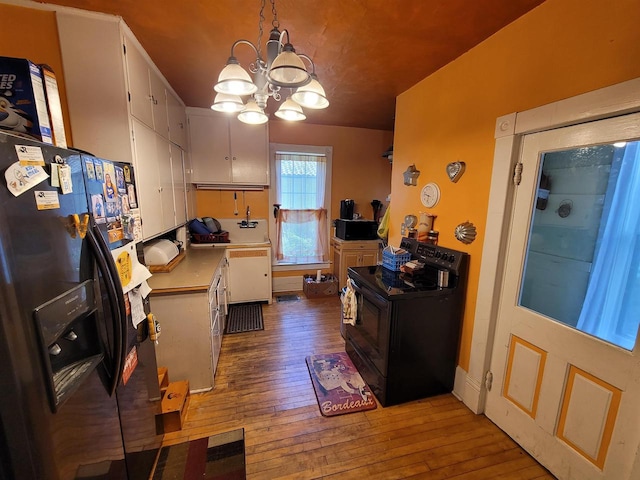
[{"x1": 403, "y1": 164, "x2": 420, "y2": 186}]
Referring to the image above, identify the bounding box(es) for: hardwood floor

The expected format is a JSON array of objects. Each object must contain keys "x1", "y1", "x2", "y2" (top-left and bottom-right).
[{"x1": 161, "y1": 294, "x2": 555, "y2": 479}]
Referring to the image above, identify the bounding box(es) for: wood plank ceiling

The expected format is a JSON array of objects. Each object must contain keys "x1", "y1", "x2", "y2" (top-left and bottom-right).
[{"x1": 44, "y1": 0, "x2": 546, "y2": 131}]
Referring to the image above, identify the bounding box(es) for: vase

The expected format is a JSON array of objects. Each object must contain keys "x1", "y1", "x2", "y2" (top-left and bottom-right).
[{"x1": 417, "y1": 212, "x2": 435, "y2": 242}]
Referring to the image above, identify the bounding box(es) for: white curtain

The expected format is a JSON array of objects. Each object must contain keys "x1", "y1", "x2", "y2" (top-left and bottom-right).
[
  {"x1": 577, "y1": 142, "x2": 640, "y2": 350},
  {"x1": 274, "y1": 153, "x2": 328, "y2": 263}
]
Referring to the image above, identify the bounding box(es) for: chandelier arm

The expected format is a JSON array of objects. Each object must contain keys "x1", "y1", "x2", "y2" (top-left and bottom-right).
[
  {"x1": 278, "y1": 29, "x2": 290, "y2": 51},
  {"x1": 297, "y1": 54, "x2": 316, "y2": 74},
  {"x1": 230, "y1": 39, "x2": 260, "y2": 59}
]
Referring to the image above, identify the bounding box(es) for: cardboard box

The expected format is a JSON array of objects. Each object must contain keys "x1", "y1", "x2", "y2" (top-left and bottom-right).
[
  {"x1": 41, "y1": 64, "x2": 67, "y2": 148},
  {"x1": 0, "y1": 56, "x2": 53, "y2": 144},
  {"x1": 303, "y1": 274, "x2": 339, "y2": 298}
]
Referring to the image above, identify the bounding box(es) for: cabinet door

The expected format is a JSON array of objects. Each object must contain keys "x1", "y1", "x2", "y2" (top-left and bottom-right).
[
  {"x1": 56, "y1": 13, "x2": 133, "y2": 163},
  {"x1": 125, "y1": 39, "x2": 154, "y2": 128},
  {"x1": 226, "y1": 249, "x2": 271, "y2": 303},
  {"x1": 167, "y1": 90, "x2": 187, "y2": 148},
  {"x1": 229, "y1": 120, "x2": 269, "y2": 185},
  {"x1": 360, "y1": 251, "x2": 378, "y2": 267},
  {"x1": 149, "y1": 71, "x2": 169, "y2": 139},
  {"x1": 188, "y1": 114, "x2": 232, "y2": 183},
  {"x1": 132, "y1": 120, "x2": 163, "y2": 239},
  {"x1": 341, "y1": 251, "x2": 361, "y2": 288},
  {"x1": 156, "y1": 137, "x2": 175, "y2": 232},
  {"x1": 170, "y1": 144, "x2": 187, "y2": 226}
]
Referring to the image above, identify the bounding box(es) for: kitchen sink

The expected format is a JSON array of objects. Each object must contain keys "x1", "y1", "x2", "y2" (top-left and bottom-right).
[{"x1": 217, "y1": 218, "x2": 269, "y2": 244}]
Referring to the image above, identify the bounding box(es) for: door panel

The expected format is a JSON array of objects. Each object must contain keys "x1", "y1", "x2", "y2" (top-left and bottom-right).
[{"x1": 486, "y1": 113, "x2": 640, "y2": 480}]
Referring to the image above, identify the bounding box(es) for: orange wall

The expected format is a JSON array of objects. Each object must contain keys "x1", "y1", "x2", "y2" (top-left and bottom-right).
[
  {"x1": 1, "y1": 3, "x2": 72, "y2": 144},
  {"x1": 196, "y1": 122, "x2": 393, "y2": 224},
  {"x1": 393, "y1": 0, "x2": 640, "y2": 371}
]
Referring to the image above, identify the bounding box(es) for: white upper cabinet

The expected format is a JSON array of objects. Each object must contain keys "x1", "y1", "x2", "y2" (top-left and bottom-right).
[
  {"x1": 167, "y1": 90, "x2": 187, "y2": 148},
  {"x1": 187, "y1": 108, "x2": 269, "y2": 187},
  {"x1": 126, "y1": 36, "x2": 170, "y2": 140},
  {"x1": 56, "y1": 8, "x2": 189, "y2": 239}
]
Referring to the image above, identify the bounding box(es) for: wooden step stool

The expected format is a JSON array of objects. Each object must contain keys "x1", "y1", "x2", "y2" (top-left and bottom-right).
[
  {"x1": 157, "y1": 367, "x2": 169, "y2": 396},
  {"x1": 157, "y1": 376, "x2": 190, "y2": 433}
]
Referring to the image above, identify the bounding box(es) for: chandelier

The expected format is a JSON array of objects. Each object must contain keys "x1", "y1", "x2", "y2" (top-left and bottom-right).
[{"x1": 212, "y1": 0, "x2": 329, "y2": 125}]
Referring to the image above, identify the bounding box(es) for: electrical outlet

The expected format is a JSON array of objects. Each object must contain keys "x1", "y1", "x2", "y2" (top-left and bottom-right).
[{"x1": 401, "y1": 224, "x2": 406, "y2": 235}]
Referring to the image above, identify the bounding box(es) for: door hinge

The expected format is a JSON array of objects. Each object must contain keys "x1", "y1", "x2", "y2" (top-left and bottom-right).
[
  {"x1": 484, "y1": 371, "x2": 493, "y2": 391},
  {"x1": 513, "y1": 162, "x2": 523, "y2": 186}
]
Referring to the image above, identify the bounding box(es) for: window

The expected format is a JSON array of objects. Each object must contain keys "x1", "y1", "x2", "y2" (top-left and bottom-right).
[
  {"x1": 269, "y1": 144, "x2": 332, "y2": 265},
  {"x1": 520, "y1": 140, "x2": 640, "y2": 350}
]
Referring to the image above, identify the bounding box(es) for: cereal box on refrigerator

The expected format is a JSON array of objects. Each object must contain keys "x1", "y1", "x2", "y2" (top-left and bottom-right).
[{"x1": 0, "y1": 56, "x2": 53, "y2": 144}]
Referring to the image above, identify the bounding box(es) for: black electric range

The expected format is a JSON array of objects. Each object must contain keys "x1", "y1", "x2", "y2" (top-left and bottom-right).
[{"x1": 345, "y1": 238, "x2": 470, "y2": 406}]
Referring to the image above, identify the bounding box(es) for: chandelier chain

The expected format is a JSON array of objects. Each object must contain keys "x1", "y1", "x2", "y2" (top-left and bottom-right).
[
  {"x1": 257, "y1": 0, "x2": 266, "y2": 60},
  {"x1": 270, "y1": 0, "x2": 279, "y2": 29}
]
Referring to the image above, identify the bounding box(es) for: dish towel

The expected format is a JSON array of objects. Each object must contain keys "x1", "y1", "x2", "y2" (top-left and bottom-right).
[{"x1": 342, "y1": 279, "x2": 357, "y2": 326}]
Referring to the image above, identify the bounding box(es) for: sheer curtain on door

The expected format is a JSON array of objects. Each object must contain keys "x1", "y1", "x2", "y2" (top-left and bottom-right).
[
  {"x1": 577, "y1": 141, "x2": 640, "y2": 350},
  {"x1": 274, "y1": 152, "x2": 328, "y2": 264}
]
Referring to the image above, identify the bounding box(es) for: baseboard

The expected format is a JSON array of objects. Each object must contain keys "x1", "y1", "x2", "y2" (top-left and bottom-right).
[
  {"x1": 273, "y1": 275, "x2": 303, "y2": 293},
  {"x1": 453, "y1": 365, "x2": 484, "y2": 414}
]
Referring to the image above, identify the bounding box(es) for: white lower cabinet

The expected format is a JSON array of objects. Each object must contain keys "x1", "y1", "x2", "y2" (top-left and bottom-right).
[
  {"x1": 226, "y1": 247, "x2": 272, "y2": 304},
  {"x1": 152, "y1": 260, "x2": 226, "y2": 392}
]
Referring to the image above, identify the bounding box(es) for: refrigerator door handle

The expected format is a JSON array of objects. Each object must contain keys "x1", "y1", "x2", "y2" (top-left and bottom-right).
[{"x1": 87, "y1": 225, "x2": 127, "y2": 396}]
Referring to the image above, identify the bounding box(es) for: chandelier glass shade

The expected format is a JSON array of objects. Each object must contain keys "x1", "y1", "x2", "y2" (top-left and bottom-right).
[
  {"x1": 210, "y1": 93, "x2": 244, "y2": 113},
  {"x1": 212, "y1": 0, "x2": 328, "y2": 125}
]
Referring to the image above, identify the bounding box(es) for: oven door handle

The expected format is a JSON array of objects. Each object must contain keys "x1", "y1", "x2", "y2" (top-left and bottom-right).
[{"x1": 350, "y1": 278, "x2": 389, "y2": 311}]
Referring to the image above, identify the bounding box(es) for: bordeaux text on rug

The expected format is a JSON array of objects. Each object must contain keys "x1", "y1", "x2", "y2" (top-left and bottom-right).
[
  {"x1": 306, "y1": 352, "x2": 377, "y2": 417},
  {"x1": 152, "y1": 429, "x2": 245, "y2": 480},
  {"x1": 226, "y1": 303, "x2": 263, "y2": 334}
]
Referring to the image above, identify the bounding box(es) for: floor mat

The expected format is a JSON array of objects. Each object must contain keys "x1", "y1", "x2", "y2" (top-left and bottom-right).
[
  {"x1": 306, "y1": 352, "x2": 377, "y2": 417},
  {"x1": 276, "y1": 294, "x2": 300, "y2": 302},
  {"x1": 226, "y1": 303, "x2": 264, "y2": 334},
  {"x1": 152, "y1": 428, "x2": 245, "y2": 480}
]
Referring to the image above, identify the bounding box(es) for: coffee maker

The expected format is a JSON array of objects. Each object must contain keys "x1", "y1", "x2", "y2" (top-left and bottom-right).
[{"x1": 340, "y1": 199, "x2": 354, "y2": 220}]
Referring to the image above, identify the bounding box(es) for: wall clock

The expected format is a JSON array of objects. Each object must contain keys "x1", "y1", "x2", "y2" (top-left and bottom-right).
[{"x1": 420, "y1": 182, "x2": 441, "y2": 208}]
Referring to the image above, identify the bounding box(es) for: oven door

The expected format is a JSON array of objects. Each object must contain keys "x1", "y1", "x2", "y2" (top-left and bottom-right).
[{"x1": 347, "y1": 278, "x2": 391, "y2": 376}]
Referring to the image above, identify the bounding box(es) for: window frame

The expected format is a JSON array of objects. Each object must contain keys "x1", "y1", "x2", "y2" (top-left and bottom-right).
[{"x1": 268, "y1": 143, "x2": 333, "y2": 269}]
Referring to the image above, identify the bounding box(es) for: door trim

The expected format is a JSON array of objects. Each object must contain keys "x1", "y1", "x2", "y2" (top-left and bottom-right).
[{"x1": 455, "y1": 77, "x2": 640, "y2": 414}]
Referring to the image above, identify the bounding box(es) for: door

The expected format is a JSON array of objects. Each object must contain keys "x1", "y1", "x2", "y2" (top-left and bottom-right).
[{"x1": 485, "y1": 113, "x2": 640, "y2": 479}]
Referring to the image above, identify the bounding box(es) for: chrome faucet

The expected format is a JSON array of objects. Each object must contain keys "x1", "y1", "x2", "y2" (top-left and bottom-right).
[{"x1": 246, "y1": 205, "x2": 250, "y2": 225}]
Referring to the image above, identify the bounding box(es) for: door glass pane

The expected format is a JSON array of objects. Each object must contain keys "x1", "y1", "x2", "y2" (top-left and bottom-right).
[{"x1": 520, "y1": 140, "x2": 640, "y2": 350}]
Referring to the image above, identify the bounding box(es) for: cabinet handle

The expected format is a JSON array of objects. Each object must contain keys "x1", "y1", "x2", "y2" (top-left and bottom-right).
[
  {"x1": 224, "y1": 156, "x2": 229, "y2": 161},
  {"x1": 232, "y1": 156, "x2": 237, "y2": 161}
]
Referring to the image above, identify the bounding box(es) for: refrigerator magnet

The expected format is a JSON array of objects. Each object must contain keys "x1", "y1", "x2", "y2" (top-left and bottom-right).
[
  {"x1": 5, "y1": 162, "x2": 49, "y2": 196},
  {"x1": 58, "y1": 164, "x2": 73, "y2": 194},
  {"x1": 14, "y1": 144, "x2": 45, "y2": 166},
  {"x1": 34, "y1": 190, "x2": 60, "y2": 210}
]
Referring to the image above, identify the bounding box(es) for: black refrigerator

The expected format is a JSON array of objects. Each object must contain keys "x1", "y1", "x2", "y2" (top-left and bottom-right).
[{"x1": 0, "y1": 132, "x2": 162, "y2": 479}]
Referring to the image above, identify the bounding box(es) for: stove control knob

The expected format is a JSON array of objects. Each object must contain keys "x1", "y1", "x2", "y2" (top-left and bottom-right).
[{"x1": 449, "y1": 254, "x2": 456, "y2": 263}]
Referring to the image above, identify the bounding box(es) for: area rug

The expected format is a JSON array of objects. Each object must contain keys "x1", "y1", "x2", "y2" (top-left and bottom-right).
[
  {"x1": 306, "y1": 352, "x2": 377, "y2": 417},
  {"x1": 152, "y1": 429, "x2": 245, "y2": 480},
  {"x1": 226, "y1": 303, "x2": 263, "y2": 334}
]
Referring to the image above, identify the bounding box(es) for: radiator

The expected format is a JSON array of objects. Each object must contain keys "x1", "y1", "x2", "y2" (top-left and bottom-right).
[{"x1": 272, "y1": 276, "x2": 303, "y2": 293}]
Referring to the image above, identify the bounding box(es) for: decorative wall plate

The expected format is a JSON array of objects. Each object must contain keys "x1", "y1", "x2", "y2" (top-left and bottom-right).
[
  {"x1": 446, "y1": 161, "x2": 466, "y2": 183},
  {"x1": 454, "y1": 221, "x2": 477, "y2": 244}
]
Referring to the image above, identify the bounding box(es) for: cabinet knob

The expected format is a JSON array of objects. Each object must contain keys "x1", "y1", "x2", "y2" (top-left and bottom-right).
[
  {"x1": 224, "y1": 156, "x2": 229, "y2": 161},
  {"x1": 232, "y1": 156, "x2": 237, "y2": 161}
]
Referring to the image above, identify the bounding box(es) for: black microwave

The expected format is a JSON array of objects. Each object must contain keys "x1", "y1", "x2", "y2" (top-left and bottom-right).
[{"x1": 335, "y1": 219, "x2": 379, "y2": 241}]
